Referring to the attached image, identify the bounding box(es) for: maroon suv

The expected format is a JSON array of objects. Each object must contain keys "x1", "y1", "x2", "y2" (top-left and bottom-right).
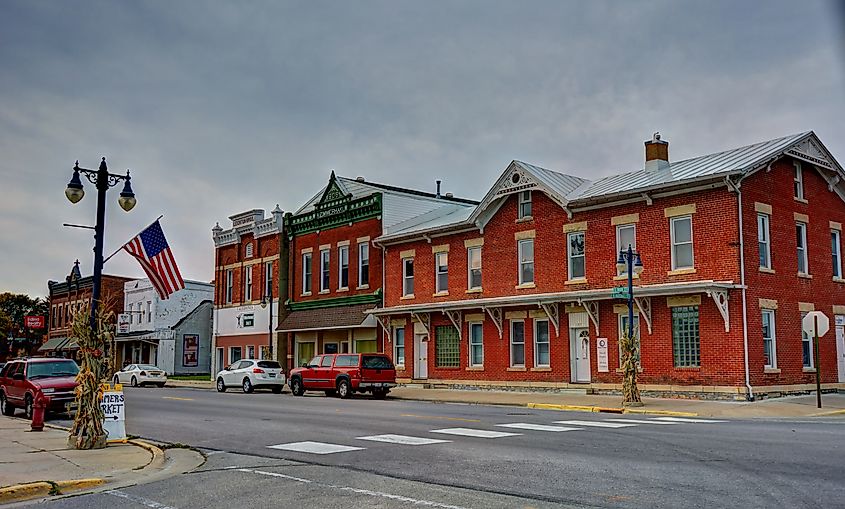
[
  {"x1": 0, "y1": 358, "x2": 79, "y2": 418},
  {"x1": 289, "y1": 353, "x2": 396, "y2": 399}
]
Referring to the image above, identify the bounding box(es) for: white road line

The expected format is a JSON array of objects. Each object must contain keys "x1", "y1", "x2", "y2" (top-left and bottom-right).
[
  {"x1": 357, "y1": 434, "x2": 452, "y2": 445},
  {"x1": 653, "y1": 417, "x2": 727, "y2": 423},
  {"x1": 267, "y1": 441, "x2": 365, "y2": 454},
  {"x1": 430, "y1": 427, "x2": 521, "y2": 438},
  {"x1": 105, "y1": 490, "x2": 177, "y2": 509},
  {"x1": 496, "y1": 423, "x2": 582, "y2": 432},
  {"x1": 554, "y1": 420, "x2": 639, "y2": 428},
  {"x1": 604, "y1": 418, "x2": 679, "y2": 425},
  {"x1": 238, "y1": 468, "x2": 468, "y2": 509}
]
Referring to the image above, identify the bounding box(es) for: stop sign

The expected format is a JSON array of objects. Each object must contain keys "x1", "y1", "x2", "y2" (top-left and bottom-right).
[{"x1": 802, "y1": 311, "x2": 830, "y2": 338}]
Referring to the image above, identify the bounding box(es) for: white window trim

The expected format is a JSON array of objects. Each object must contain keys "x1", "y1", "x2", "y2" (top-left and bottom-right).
[
  {"x1": 225, "y1": 269, "x2": 233, "y2": 304},
  {"x1": 510, "y1": 320, "x2": 525, "y2": 367},
  {"x1": 358, "y1": 242, "x2": 369, "y2": 287},
  {"x1": 616, "y1": 224, "x2": 636, "y2": 275},
  {"x1": 567, "y1": 231, "x2": 586, "y2": 280},
  {"x1": 265, "y1": 261, "x2": 273, "y2": 297},
  {"x1": 518, "y1": 190, "x2": 532, "y2": 219},
  {"x1": 147, "y1": 301, "x2": 152, "y2": 323},
  {"x1": 393, "y1": 327, "x2": 405, "y2": 367},
  {"x1": 302, "y1": 253, "x2": 312, "y2": 294},
  {"x1": 320, "y1": 249, "x2": 330, "y2": 292},
  {"x1": 338, "y1": 245, "x2": 349, "y2": 290},
  {"x1": 758, "y1": 213, "x2": 771, "y2": 269},
  {"x1": 670, "y1": 215, "x2": 694, "y2": 270},
  {"x1": 794, "y1": 162, "x2": 804, "y2": 200},
  {"x1": 469, "y1": 322, "x2": 484, "y2": 367},
  {"x1": 833, "y1": 230, "x2": 842, "y2": 279},
  {"x1": 402, "y1": 258, "x2": 415, "y2": 297},
  {"x1": 801, "y1": 312, "x2": 813, "y2": 368},
  {"x1": 518, "y1": 239, "x2": 534, "y2": 285},
  {"x1": 435, "y1": 252, "x2": 448, "y2": 293},
  {"x1": 796, "y1": 222, "x2": 809, "y2": 275},
  {"x1": 244, "y1": 267, "x2": 252, "y2": 302},
  {"x1": 467, "y1": 246, "x2": 482, "y2": 290},
  {"x1": 533, "y1": 319, "x2": 550, "y2": 368},
  {"x1": 762, "y1": 309, "x2": 777, "y2": 369}
]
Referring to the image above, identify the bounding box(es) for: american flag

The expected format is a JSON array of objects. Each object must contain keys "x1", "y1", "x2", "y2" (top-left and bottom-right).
[{"x1": 123, "y1": 220, "x2": 185, "y2": 299}]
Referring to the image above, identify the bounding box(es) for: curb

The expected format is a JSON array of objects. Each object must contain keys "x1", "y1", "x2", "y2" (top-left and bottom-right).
[
  {"x1": 527, "y1": 402, "x2": 698, "y2": 417},
  {"x1": 128, "y1": 439, "x2": 166, "y2": 470},
  {"x1": 810, "y1": 408, "x2": 845, "y2": 417},
  {"x1": 0, "y1": 478, "x2": 104, "y2": 504}
]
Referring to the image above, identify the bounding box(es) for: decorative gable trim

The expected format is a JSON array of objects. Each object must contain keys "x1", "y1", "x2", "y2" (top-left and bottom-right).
[{"x1": 786, "y1": 137, "x2": 835, "y2": 170}]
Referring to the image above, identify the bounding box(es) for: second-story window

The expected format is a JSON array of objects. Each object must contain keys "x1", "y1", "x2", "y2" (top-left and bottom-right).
[
  {"x1": 758, "y1": 214, "x2": 771, "y2": 269},
  {"x1": 518, "y1": 239, "x2": 534, "y2": 285},
  {"x1": 225, "y1": 269, "x2": 233, "y2": 304},
  {"x1": 616, "y1": 224, "x2": 636, "y2": 275},
  {"x1": 832, "y1": 230, "x2": 842, "y2": 279},
  {"x1": 338, "y1": 245, "x2": 349, "y2": 289},
  {"x1": 518, "y1": 191, "x2": 532, "y2": 219},
  {"x1": 244, "y1": 267, "x2": 253, "y2": 301},
  {"x1": 302, "y1": 253, "x2": 312, "y2": 294},
  {"x1": 403, "y1": 258, "x2": 414, "y2": 297},
  {"x1": 796, "y1": 222, "x2": 808, "y2": 275},
  {"x1": 264, "y1": 261, "x2": 273, "y2": 297},
  {"x1": 794, "y1": 162, "x2": 804, "y2": 200},
  {"x1": 435, "y1": 252, "x2": 448, "y2": 293},
  {"x1": 670, "y1": 216, "x2": 694, "y2": 270},
  {"x1": 320, "y1": 249, "x2": 330, "y2": 292},
  {"x1": 358, "y1": 242, "x2": 369, "y2": 287},
  {"x1": 147, "y1": 301, "x2": 152, "y2": 323},
  {"x1": 467, "y1": 247, "x2": 482, "y2": 290},
  {"x1": 245, "y1": 242, "x2": 253, "y2": 258},
  {"x1": 567, "y1": 231, "x2": 586, "y2": 280}
]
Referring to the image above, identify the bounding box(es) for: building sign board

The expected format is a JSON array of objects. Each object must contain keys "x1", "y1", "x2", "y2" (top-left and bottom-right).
[
  {"x1": 24, "y1": 315, "x2": 45, "y2": 329},
  {"x1": 117, "y1": 314, "x2": 131, "y2": 334},
  {"x1": 100, "y1": 385, "x2": 127, "y2": 443},
  {"x1": 610, "y1": 287, "x2": 629, "y2": 300},
  {"x1": 596, "y1": 337, "x2": 609, "y2": 372}
]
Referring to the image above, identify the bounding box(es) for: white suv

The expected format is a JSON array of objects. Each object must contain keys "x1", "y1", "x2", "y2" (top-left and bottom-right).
[{"x1": 215, "y1": 359, "x2": 285, "y2": 394}]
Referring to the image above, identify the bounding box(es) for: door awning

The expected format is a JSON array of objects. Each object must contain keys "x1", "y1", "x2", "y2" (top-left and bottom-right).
[
  {"x1": 37, "y1": 337, "x2": 69, "y2": 352},
  {"x1": 277, "y1": 303, "x2": 377, "y2": 333}
]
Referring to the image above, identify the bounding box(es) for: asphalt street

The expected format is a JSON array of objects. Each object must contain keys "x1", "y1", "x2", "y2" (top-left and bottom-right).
[{"x1": 42, "y1": 386, "x2": 845, "y2": 509}]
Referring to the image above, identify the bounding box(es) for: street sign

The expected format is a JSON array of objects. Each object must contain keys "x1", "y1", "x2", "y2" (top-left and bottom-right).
[
  {"x1": 117, "y1": 314, "x2": 131, "y2": 334},
  {"x1": 596, "y1": 338, "x2": 609, "y2": 372},
  {"x1": 24, "y1": 315, "x2": 45, "y2": 329},
  {"x1": 100, "y1": 385, "x2": 127, "y2": 443},
  {"x1": 803, "y1": 311, "x2": 830, "y2": 338},
  {"x1": 611, "y1": 287, "x2": 629, "y2": 299}
]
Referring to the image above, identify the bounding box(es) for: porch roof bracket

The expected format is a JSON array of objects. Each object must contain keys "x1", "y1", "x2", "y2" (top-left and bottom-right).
[
  {"x1": 580, "y1": 300, "x2": 600, "y2": 335},
  {"x1": 633, "y1": 296, "x2": 652, "y2": 335},
  {"x1": 539, "y1": 302, "x2": 560, "y2": 336},
  {"x1": 373, "y1": 314, "x2": 392, "y2": 343},
  {"x1": 483, "y1": 306, "x2": 503, "y2": 339},
  {"x1": 444, "y1": 310, "x2": 462, "y2": 341},
  {"x1": 706, "y1": 289, "x2": 730, "y2": 332},
  {"x1": 411, "y1": 311, "x2": 431, "y2": 338}
]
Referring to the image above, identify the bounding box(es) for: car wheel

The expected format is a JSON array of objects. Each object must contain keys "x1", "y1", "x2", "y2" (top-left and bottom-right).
[
  {"x1": 336, "y1": 379, "x2": 351, "y2": 399},
  {"x1": 216, "y1": 378, "x2": 226, "y2": 392},
  {"x1": 271, "y1": 386, "x2": 282, "y2": 394},
  {"x1": 0, "y1": 392, "x2": 15, "y2": 416},
  {"x1": 242, "y1": 378, "x2": 254, "y2": 393},
  {"x1": 157, "y1": 383, "x2": 166, "y2": 388},
  {"x1": 24, "y1": 394, "x2": 33, "y2": 420},
  {"x1": 324, "y1": 389, "x2": 336, "y2": 397},
  {"x1": 131, "y1": 376, "x2": 138, "y2": 387},
  {"x1": 290, "y1": 377, "x2": 304, "y2": 396},
  {"x1": 373, "y1": 389, "x2": 388, "y2": 399}
]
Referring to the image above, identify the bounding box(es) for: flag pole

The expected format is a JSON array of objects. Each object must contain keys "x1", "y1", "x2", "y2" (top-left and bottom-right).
[{"x1": 102, "y1": 215, "x2": 164, "y2": 265}]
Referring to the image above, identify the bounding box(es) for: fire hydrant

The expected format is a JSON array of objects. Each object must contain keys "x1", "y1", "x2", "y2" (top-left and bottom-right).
[{"x1": 30, "y1": 393, "x2": 50, "y2": 432}]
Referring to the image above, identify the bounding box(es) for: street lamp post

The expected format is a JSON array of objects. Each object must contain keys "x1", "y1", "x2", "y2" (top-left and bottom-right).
[
  {"x1": 260, "y1": 284, "x2": 274, "y2": 360},
  {"x1": 616, "y1": 245, "x2": 644, "y2": 355},
  {"x1": 65, "y1": 157, "x2": 136, "y2": 335}
]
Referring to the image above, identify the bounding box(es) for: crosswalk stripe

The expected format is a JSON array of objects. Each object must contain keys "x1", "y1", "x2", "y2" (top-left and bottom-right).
[
  {"x1": 553, "y1": 420, "x2": 639, "y2": 428},
  {"x1": 267, "y1": 441, "x2": 364, "y2": 454},
  {"x1": 430, "y1": 428, "x2": 521, "y2": 438},
  {"x1": 357, "y1": 434, "x2": 451, "y2": 445},
  {"x1": 496, "y1": 423, "x2": 581, "y2": 432},
  {"x1": 653, "y1": 417, "x2": 727, "y2": 423},
  {"x1": 604, "y1": 418, "x2": 679, "y2": 425}
]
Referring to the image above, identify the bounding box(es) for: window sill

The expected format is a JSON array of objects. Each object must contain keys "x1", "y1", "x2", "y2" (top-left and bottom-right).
[
  {"x1": 803, "y1": 367, "x2": 816, "y2": 373},
  {"x1": 516, "y1": 216, "x2": 533, "y2": 223},
  {"x1": 797, "y1": 273, "x2": 813, "y2": 279},
  {"x1": 337, "y1": 287, "x2": 349, "y2": 293},
  {"x1": 515, "y1": 283, "x2": 536, "y2": 290},
  {"x1": 400, "y1": 294, "x2": 415, "y2": 301},
  {"x1": 673, "y1": 366, "x2": 700, "y2": 371},
  {"x1": 507, "y1": 367, "x2": 526, "y2": 372},
  {"x1": 565, "y1": 278, "x2": 588, "y2": 285},
  {"x1": 667, "y1": 268, "x2": 696, "y2": 276},
  {"x1": 613, "y1": 273, "x2": 640, "y2": 281},
  {"x1": 794, "y1": 197, "x2": 809, "y2": 204},
  {"x1": 530, "y1": 367, "x2": 551, "y2": 372},
  {"x1": 465, "y1": 366, "x2": 484, "y2": 371},
  {"x1": 432, "y1": 291, "x2": 450, "y2": 297},
  {"x1": 300, "y1": 292, "x2": 312, "y2": 297},
  {"x1": 758, "y1": 267, "x2": 775, "y2": 274},
  {"x1": 833, "y1": 277, "x2": 845, "y2": 284},
  {"x1": 615, "y1": 367, "x2": 643, "y2": 373},
  {"x1": 764, "y1": 368, "x2": 781, "y2": 374},
  {"x1": 356, "y1": 284, "x2": 370, "y2": 290},
  {"x1": 318, "y1": 290, "x2": 330, "y2": 295},
  {"x1": 465, "y1": 288, "x2": 483, "y2": 294}
]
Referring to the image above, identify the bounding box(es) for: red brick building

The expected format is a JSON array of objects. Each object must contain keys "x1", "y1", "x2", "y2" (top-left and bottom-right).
[
  {"x1": 211, "y1": 207, "x2": 285, "y2": 373},
  {"x1": 371, "y1": 132, "x2": 845, "y2": 399},
  {"x1": 278, "y1": 172, "x2": 477, "y2": 370}
]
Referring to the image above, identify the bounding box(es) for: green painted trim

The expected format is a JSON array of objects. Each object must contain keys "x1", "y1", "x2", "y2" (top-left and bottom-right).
[
  {"x1": 285, "y1": 193, "x2": 382, "y2": 237},
  {"x1": 286, "y1": 289, "x2": 383, "y2": 311}
]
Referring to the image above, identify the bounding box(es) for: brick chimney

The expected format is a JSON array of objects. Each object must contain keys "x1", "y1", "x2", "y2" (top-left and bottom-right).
[{"x1": 645, "y1": 132, "x2": 669, "y2": 172}]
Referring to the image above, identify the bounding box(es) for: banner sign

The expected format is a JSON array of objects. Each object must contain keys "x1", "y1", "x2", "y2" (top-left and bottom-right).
[
  {"x1": 182, "y1": 334, "x2": 199, "y2": 367},
  {"x1": 117, "y1": 314, "x2": 131, "y2": 334},
  {"x1": 596, "y1": 337, "x2": 609, "y2": 372},
  {"x1": 100, "y1": 385, "x2": 127, "y2": 443},
  {"x1": 24, "y1": 315, "x2": 45, "y2": 329}
]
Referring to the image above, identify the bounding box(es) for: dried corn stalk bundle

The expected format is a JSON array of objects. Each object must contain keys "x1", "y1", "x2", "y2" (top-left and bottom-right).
[{"x1": 620, "y1": 328, "x2": 642, "y2": 406}]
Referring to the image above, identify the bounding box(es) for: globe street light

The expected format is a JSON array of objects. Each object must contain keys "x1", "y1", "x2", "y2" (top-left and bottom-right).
[{"x1": 65, "y1": 157, "x2": 136, "y2": 334}]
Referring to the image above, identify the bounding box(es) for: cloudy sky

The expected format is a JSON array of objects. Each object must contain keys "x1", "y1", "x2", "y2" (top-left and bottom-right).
[{"x1": 1, "y1": 0, "x2": 843, "y2": 298}]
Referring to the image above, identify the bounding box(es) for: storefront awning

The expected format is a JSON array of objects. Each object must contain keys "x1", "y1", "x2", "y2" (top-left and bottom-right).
[
  {"x1": 115, "y1": 330, "x2": 159, "y2": 343},
  {"x1": 38, "y1": 337, "x2": 69, "y2": 352},
  {"x1": 277, "y1": 303, "x2": 377, "y2": 333}
]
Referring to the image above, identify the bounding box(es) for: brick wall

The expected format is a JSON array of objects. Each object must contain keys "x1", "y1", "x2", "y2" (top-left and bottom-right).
[{"x1": 214, "y1": 233, "x2": 280, "y2": 307}]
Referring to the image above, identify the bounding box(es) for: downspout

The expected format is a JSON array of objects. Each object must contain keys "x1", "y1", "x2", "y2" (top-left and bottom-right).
[{"x1": 726, "y1": 176, "x2": 754, "y2": 401}]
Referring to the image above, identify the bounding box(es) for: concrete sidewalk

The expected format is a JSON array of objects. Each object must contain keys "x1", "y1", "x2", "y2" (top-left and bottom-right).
[
  {"x1": 166, "y1": 379, "x2": 845, "y2": 418},
  {"x1": 0, "y1": 417, "x2": 203, "y2": 505}
]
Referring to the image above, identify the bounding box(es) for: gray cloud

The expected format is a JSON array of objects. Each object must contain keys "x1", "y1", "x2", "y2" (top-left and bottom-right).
[{"x1": 1, "y1": 0, "x2": 843, "y2": 297}]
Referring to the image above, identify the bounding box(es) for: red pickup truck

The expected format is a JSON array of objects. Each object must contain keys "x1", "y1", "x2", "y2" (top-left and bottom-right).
[
  {"x1": 289, "y1": 353, "x2": 396, "y2": 399},
  {"x1": 0, "y1": 358, "x2": 79, "y2": 418}
]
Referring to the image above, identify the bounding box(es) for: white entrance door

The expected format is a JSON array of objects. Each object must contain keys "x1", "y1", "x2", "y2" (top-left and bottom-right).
[
  {"x1": 414, "y1": 334, "x2": 428, "y2": 379},
  {"x1": 836, "y1": 317, "x2": 845, "y2": 383},
  {"x1": 570, "y1": 328, "x2": 591, "y2": 383}
]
